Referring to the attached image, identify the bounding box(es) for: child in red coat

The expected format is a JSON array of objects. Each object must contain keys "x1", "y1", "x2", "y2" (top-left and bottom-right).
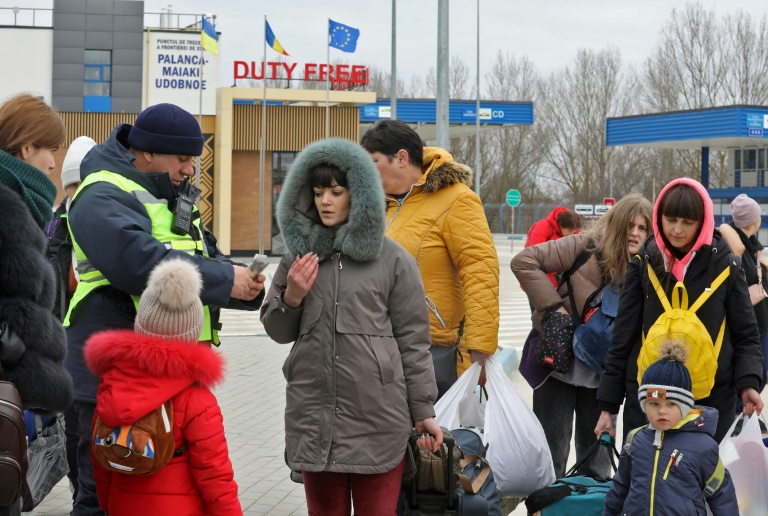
[{"x1": 84, "y1": 258, "x2": 242, "y2": 515}]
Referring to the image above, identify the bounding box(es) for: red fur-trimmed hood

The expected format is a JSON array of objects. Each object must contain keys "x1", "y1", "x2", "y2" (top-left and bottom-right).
[{"x1": 84, "y1": 330, "x2": 225, "y2": 426}]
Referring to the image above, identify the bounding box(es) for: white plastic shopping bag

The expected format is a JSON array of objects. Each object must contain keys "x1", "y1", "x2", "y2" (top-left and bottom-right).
[
  {"x1": 719, "y1": 414, "x2": 768, "y2": 516},
  {"x1": 434, "y1": 361, "x2": 483, "y2": 429},
  {"x1": 484, "y1": 356, "x2": 555, "y2": 497},
  {"x1": 434, "y1": 357, "x2": 555, "y2": 498}
]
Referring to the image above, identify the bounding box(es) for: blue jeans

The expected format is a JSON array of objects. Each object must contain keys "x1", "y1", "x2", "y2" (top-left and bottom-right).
[{"x1": 533, "y1": 376, "x2": 612, "y2": 479}]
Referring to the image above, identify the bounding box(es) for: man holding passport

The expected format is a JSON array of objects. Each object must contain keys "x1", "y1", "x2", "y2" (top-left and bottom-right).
[{"x1": 63, "y1": 103, "x2": 264, "y2": 515}]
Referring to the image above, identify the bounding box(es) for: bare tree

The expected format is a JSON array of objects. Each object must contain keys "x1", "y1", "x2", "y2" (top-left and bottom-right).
[
  {"x1": 479, "y1": 52, "x2": 546, "y2": 204},
  {"x1": 424, "y1": 56, "x2": 473, "y2": 99},
  {"x1": 537, "y1": 47, "x2": 633, "y2": 199},
  {"x1": 643, "y1": 3, "x2": 726, "y2": 111},
  {"x1": 722, "y1": 11, "x2": 768, "y2": 105}
]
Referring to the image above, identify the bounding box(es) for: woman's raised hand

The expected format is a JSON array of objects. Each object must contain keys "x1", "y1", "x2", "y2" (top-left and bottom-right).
[{"x1": 283, "y1": 253, "x2": 319, "y2": 308}]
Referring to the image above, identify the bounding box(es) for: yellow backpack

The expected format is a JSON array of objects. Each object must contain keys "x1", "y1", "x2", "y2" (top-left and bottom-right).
[{"x1": 636, "y1": 262, "x2": 731, "y2": 400}]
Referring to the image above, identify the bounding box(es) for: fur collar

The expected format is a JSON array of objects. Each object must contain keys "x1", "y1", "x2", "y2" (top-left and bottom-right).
[
  {"x1": 276, "y1": 138, "x2": 385, "y2": 262},
  {"x1": 84, "y1": 330, "x2": 224, "y2": 389},
  {"x1": 421, "y1": 147, "x2": 473, "y2": 194},
  {"x1": 0, "y1": 184, "x2": 47, "y2": 252}
]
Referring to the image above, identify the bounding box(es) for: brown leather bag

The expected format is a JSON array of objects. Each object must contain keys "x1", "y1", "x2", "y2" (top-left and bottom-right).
[{"x1": 0, "y1": 380, "x2": 27, "y2": 506}]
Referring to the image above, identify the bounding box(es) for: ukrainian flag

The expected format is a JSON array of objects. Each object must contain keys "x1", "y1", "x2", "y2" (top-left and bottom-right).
[
  {"x1": 266, "y1": 20, "x2": 289, "y2": 56},
  {"x1": 201, "y1": 17, "x2": 219, "y2": 55}
]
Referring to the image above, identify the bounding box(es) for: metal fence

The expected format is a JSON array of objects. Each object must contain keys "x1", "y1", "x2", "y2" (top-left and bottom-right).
[
  {"x1": 0, "y1": 7, "x2": 52, "y2": 27},
  {"x1": 483, "y1": 202, "x2": 571, "y2": 235}
]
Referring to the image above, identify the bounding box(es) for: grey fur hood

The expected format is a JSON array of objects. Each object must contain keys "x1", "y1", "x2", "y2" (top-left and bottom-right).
[{"x1": 277, "y1": 138, "x2": 385, "y2": 262}]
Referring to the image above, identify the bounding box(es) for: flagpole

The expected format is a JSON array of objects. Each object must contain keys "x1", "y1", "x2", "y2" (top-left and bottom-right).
[
  {"x1": 196, "y1": 14, "x2": 204, "y2": 190},
  {"x1": 259, "y1": 13, "x2": 267, "y2": 255},
  {"x1": 325, "y1": 17, "x2": 330, "y2": 139}
]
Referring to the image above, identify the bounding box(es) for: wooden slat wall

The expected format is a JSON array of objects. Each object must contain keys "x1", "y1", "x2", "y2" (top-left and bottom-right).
[
  {"x1": 232, "y1": 105, "x2": 360, "y2": 151},
  {"x1": 59, "y1": 113, "x2": 216, "y2": 145}
]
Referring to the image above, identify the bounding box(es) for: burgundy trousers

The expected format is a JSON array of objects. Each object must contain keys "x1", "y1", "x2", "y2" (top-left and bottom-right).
[{"x1": 302, "y1": 457, "x2": 406, "y2": 516}]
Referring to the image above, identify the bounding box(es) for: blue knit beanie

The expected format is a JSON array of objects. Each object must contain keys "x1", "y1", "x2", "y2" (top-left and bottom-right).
[
  {"x1": 127, "y1": 103, "x2": 204, "y2": 156},
  {"x1": 638, "y1": 341, "x2": 694, "y2": 418}
]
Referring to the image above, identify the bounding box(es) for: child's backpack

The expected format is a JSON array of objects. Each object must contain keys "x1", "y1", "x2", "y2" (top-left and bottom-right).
[
  {"x1": 92, "y1": 400, "x2": 178, "y2": 475},
  {"x1": 636, "y1": 259, "x2": 733, "y2": 400},
  {"x1": 0, "y1": 381, "x2": 27, "y2": 506}
]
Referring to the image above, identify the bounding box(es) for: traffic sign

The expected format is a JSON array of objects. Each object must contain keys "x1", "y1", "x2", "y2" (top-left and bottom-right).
[
  {"x1": 506, "y1": 189, "x2": 521, "y2": 207},
  {"x1": 594, "y1": 205, "x2": 611, "y2": 215},
  {"x1": 603, "y1": 197, "x2": 615, "y2": 206},
  {"x1": 574, "y1": 204, "x2": 593, "y2": 215}
]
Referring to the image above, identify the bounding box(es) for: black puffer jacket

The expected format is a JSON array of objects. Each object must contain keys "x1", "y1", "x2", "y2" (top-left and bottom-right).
[
  {"x1": 597, "y1": 232, "x2": 763, "y2": 441},
  {"x1": 0, "y1": 184, "x2": 74, "y2": 412},
  {"x1": 727, "y1": 222, "x2": 768, "y2": 334}
]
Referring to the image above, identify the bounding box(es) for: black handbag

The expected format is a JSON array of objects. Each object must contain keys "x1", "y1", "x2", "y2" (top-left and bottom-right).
[
  {"x1": 429, "y1": 320, "x2": 465, "y2": 400},
  {"x1": 0, "y1": 322, "x2": 25, "y2": 369}
]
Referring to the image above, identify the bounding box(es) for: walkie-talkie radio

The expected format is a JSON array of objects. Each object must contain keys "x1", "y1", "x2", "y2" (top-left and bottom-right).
[{"x1": 171, "y1": 194, "x2": 195, "y2": 235}]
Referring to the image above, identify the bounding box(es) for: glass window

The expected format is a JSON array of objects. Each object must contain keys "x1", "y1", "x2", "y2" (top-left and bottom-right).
[
  {"x1": 760, "y1": 148, "x2": 766, "y2": 170},
  {"x1": 84, "y1": 82, "x2": 110, "y2": 96},
  {"x1": 83, "y1": 50, "x2": 112, "y2": 98},
  {"x1": 84, "y1": 50, "x2": 111, "y2": 65},
  {"x1": 734, "y1": 150, "x2": 742, "y2": 170},
  {"x1": 84, "y1": 66, "x2": 101, "y2": 80},
  {"x1": 745, "y1": 149, "x2": 757, "y2": 170},
  {"x1": 271, "y1": 152, "x2": 297, "y2": 244}
]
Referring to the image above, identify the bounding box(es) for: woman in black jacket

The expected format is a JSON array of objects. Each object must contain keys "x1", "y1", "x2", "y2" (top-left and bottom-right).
[
  {"x1": 720, "y1": 193, "x2": 768, "y2": 389},
  {"x1": 0, "y1": 93, "x2": 74, "y2": 515},
  {"x1": 595, "y1": 178, "x2": 763, "y2": 443}
]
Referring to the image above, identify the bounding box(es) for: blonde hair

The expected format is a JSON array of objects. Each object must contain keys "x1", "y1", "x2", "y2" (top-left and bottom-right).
[
  {"x1": 0, "y1": 93, "x2": 66, "y2": 156},
  {"x1": 585, "y1": 193, "x2": 653, "y2": 284}
]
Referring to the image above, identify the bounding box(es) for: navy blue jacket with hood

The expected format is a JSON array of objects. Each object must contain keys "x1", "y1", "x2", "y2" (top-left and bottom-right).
[
  {"x1": 66, "y1": 123, "x2": 263, "y2": 402},
  {"x1": 604, "y1": 406, "x2": 738, "y2": 516}
]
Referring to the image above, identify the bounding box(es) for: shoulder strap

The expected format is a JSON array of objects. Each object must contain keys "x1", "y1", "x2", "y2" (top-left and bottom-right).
[
  {"x1": 558, "y1": 249, "x2": 592, "y2": 325},
  {"x1": 703, "y1": 456, "x2": 726, "y2": 499},
  {"x1": 689, "y1": 266, "x2": 731, "y2": 312},
  {"x1": 457, "y1": 454, "x2": 490, "y2": 495},
  {"x1": 625, "y1": 425, "x2": 646, "y2": 456}
]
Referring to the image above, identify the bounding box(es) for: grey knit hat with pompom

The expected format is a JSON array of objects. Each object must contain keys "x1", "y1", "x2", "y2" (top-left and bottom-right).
[{"x1": 134, "y1": 258, "x2": 204, "y2": 341}]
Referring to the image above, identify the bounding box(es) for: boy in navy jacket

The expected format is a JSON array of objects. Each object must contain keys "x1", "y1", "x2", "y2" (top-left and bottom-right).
[{"x1": 604, "y1": 340, "x2": 738, "y2": 515}]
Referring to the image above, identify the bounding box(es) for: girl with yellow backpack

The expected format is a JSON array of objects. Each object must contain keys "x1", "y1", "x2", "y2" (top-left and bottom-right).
[{"x1": 595, "y1": 178, "x2": 764, "y2": 443}]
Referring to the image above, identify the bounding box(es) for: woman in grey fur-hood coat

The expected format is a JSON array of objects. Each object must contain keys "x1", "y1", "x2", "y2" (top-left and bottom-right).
[{"x1": 260, "y1": 138, "x2": 438, "y2": 479}]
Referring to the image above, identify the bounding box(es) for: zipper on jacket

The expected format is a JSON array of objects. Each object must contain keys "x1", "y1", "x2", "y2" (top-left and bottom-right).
[
  {"x1": 649, "y1": 435, "x2": 663, "y2": 516},
  {"x1": 385, "y1": 184, "x2": 420, "y2": 230},
  {"x1": 662, "y1": 449, "x2": 677, "y2": 480},
  {"x1": 425, "y1": 296, "x2": 447, "y2": 328},
  {"x1": 337, "y1": 252, "x2": 342, "y2": 270}
]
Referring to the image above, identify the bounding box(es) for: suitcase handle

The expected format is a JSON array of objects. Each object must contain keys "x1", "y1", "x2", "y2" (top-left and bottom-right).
[{"x1": 408, "y1": 433, "x2": 457, "y2": 510}]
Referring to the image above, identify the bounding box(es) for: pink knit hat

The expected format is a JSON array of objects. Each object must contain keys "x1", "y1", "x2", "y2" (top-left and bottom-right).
[{"x1": 731, "y1": 194, "x2": 761, "y2": 228}]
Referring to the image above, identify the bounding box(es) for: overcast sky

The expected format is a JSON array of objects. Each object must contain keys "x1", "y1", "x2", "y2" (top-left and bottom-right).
[{"x1": 6, "y1": 0, "x2": 768, "y2": 96}]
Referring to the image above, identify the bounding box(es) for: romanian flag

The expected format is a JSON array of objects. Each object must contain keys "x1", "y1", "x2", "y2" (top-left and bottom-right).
[
  {"x1": 266, "y1": 20, "x2": 289, "y2": 56},
  {"x1": 201, "y1": 17, "x2": 219, "y2": 55}
]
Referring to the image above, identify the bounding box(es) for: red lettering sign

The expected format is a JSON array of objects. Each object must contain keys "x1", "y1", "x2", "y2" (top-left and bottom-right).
[{"x1": 234, "y1": 61, "x2": 369, "y2": 85}]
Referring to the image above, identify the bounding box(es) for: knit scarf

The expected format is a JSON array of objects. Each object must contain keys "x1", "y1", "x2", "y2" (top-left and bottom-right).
[{"x1": 0, "y1": 148, "x2": 57, "y2": 228}]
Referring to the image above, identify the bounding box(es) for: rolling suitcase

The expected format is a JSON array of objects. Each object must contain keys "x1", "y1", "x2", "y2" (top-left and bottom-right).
[{"x1": 401, "y1": 429, "x2": 502, "y2": 515}]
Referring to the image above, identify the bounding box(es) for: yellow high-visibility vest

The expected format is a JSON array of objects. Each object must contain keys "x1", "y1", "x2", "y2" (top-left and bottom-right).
[{"x1": 64, "y1": 171, "x2": 219, "y2": 344}]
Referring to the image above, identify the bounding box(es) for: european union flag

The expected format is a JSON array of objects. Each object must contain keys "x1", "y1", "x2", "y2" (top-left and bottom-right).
[{"x1": 328, "y1": 19, "x2": 359, "y2": 53}]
